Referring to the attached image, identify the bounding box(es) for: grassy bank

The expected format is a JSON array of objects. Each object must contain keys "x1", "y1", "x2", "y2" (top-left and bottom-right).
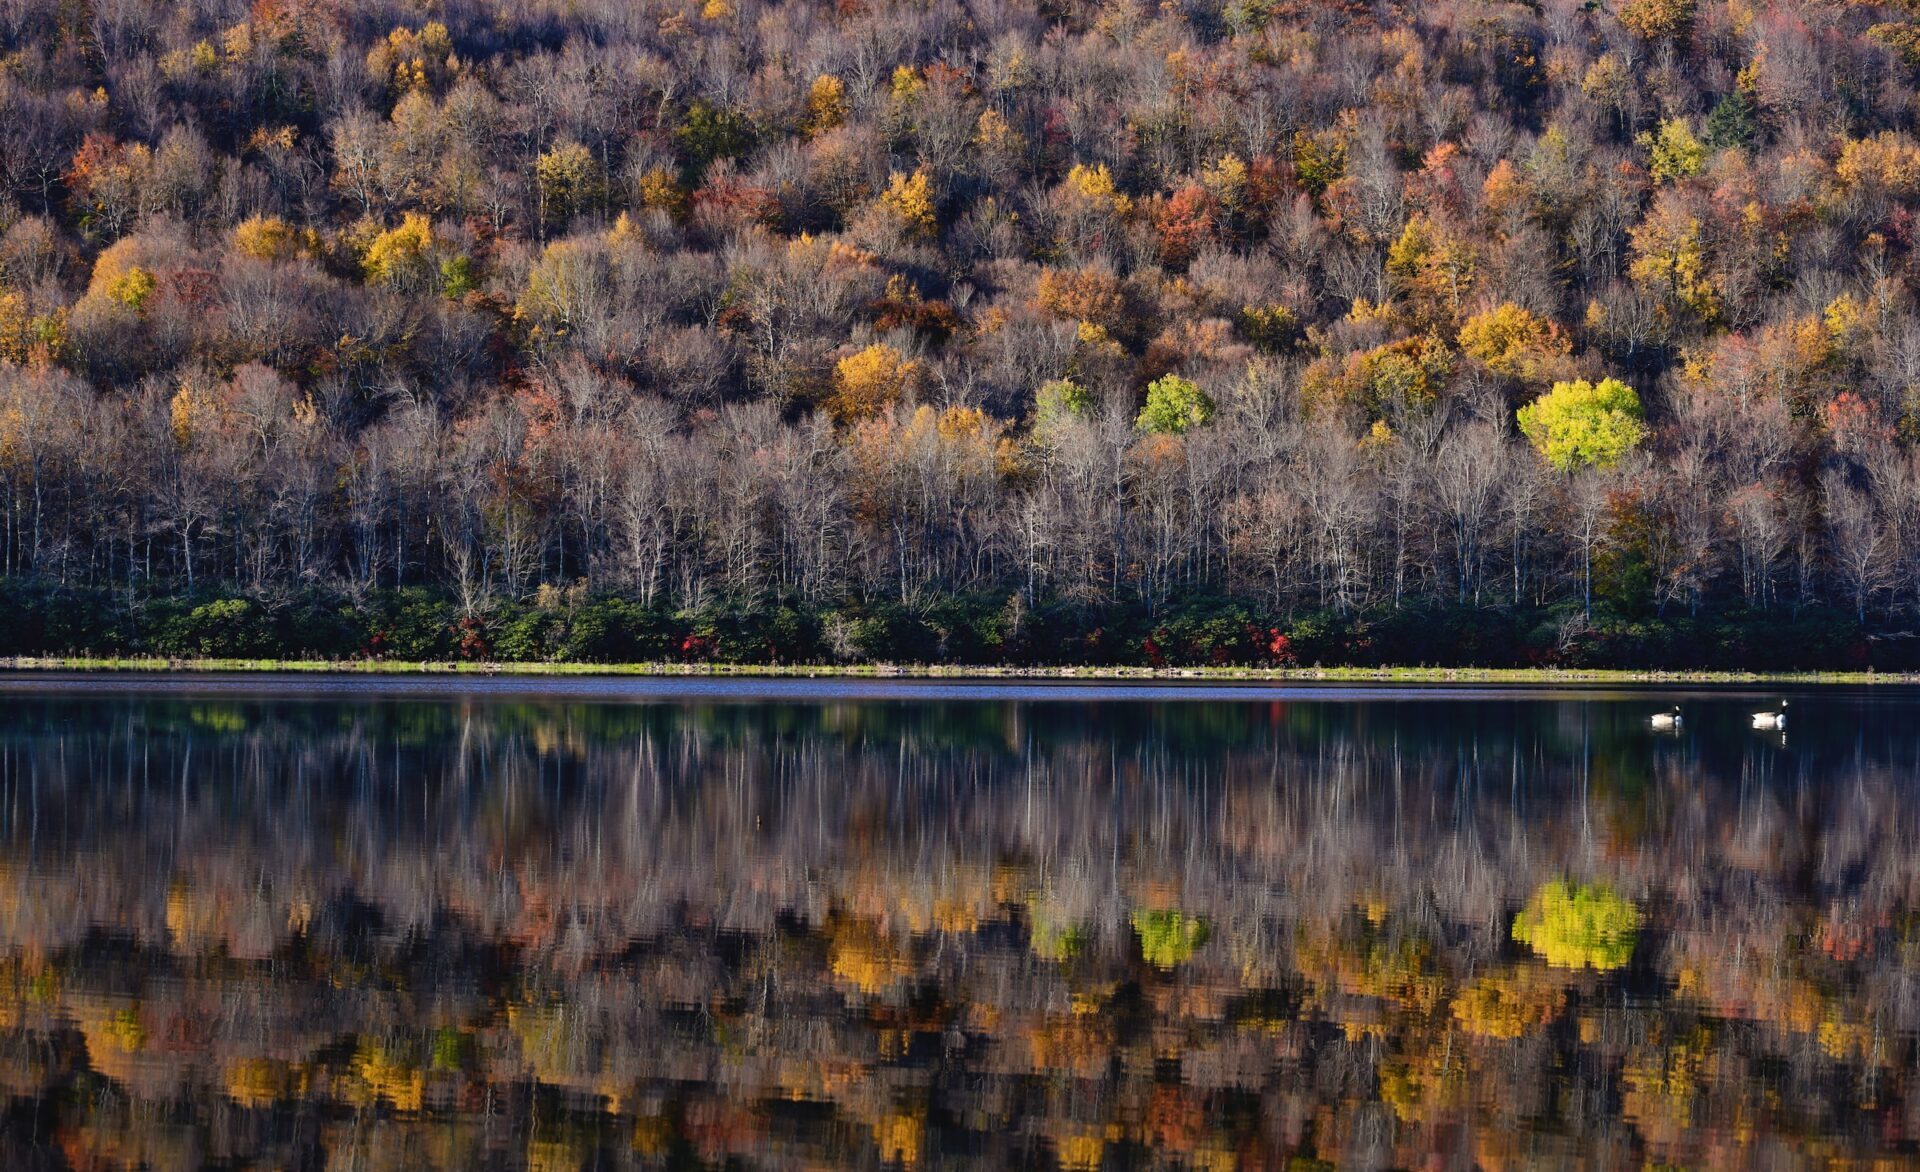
[{"x1": 3, "y1": 657, "x2": 1914, "y2": 685}]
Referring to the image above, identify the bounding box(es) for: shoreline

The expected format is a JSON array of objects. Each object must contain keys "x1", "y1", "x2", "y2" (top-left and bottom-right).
[{"x1": 0, "y1": 657, "x2": 1913, "y2": 686}]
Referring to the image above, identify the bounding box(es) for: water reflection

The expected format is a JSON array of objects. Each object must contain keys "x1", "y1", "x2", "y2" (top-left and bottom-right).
[{"x1": 0, "y1": 684, "x2": 1916, "y2": 1168}]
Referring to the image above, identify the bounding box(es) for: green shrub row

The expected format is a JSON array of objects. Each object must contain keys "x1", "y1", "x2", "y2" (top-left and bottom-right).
[{"x1": 0, "y1": 581, "x2": 1905, "y2": 671}]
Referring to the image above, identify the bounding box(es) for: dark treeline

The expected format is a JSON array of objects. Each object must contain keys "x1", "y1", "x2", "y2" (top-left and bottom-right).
[{"x1": 9, "y1": 0, "x2": 1920, "y2": 663}]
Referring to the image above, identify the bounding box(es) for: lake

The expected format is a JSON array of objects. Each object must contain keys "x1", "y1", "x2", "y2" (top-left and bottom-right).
[{"x1": 0, "y1": 675, "x2": 1913, "y2": 1169}]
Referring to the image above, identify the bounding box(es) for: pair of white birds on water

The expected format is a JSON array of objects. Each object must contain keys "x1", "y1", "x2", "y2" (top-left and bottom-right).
[{"x1": 1649, "y1": 702, "x2": 1786, "y2": 731}]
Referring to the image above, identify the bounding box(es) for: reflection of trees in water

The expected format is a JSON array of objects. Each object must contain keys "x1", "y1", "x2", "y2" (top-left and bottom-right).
[{"x1": 0, "y1": 696, "x2": 1913, "y2": 1168}]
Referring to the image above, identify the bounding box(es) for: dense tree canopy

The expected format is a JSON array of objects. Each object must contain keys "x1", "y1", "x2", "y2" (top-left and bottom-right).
[{"x1": 3, "y1": 0, "x2": 1920, "y2": 662}]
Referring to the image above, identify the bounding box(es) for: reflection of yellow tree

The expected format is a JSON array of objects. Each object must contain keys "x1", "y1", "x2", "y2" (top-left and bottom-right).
[
  {"x1": 841, "y1": 863, "x2": 991, "y2": 935},
  {"x1": 225, "y1": 1058, "x2": 303, "y2": 1108},
  {"x1": 1512, "y1": 881, "x2": 1640, "y2": 970},
  {"x1": 1298, "y1": 924, "x2": 1448, "y2": 1018},
  {"x1": 351, "y1": 1039, "x2": 424, "y2": 1111},
  {"x1": 72, "y1": 996, "x2": 151, "y2": 1088},
  {"x1": 1818, "y1": 1012, "x2": 1872, "y2": 1062},
  {"x1": 507, "y1": 1000, "x2": 602, "y2": 1093},
  {"x1": 1622, "y1": 1023, "x2": 1711, "y2": 1150},
  {"x1": 165, "y1": 882, "x2": 216, "y2": 953},
  {"x1": 1377, "y1": 1029, "x2": 1468, "y2": 1123},
  {"x1": 632, "y1": 1114, "x2": 673, "y2": 1157},
  {"x1": 527, "y1": 1131, "x2": 590, "y2": 1172},
  {"x1": 1053, "y1": 1130, "x2": 1105, "y2": 1171},
  {"x1": 1739, "y1": 971, "x2": 1874, "y2": 1061},
  {"x1": 1131, "y1": 910, "x2": 1208, "y2": 970},
  {"x1": 829, "y1": 918, "x2": 914, "y2": 993},
  {"x1": 1450, "y1": 965, "x2": 1567, "y2": 1039},
  {"x1": 1028, "y1": 896, "x2": 1088, "y2": 962},
  {"x1": 872, "y1": 1110, "x2": 924, "y2": 1165}
]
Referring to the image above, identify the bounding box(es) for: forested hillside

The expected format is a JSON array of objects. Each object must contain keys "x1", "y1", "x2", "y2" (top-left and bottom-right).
[{"x1": 3, "y1": 0, "x2": 1920, "y2": 665}]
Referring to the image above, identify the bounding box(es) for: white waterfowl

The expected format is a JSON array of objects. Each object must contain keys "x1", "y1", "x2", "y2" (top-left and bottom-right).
[
  {"x1": 1751, "y1": 701, "x2": 1788, "y2": 730},
  {"x1": 1649, "y1": 707, "x2": 1682, "y2": 730}
]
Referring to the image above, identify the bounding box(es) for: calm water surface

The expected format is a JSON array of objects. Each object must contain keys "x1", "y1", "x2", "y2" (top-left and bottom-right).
[{"x1": 0, "y1": 676, "x2": 1916, "y2": 1169}]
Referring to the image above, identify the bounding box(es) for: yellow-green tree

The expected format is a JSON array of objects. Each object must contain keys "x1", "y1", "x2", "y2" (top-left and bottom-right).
[
  {"x1": 1135, "y1": 374, "x2": 1214, "y2": 434},
  {"x1": 1512, "y1": 880, "x2": 1641, "y2": 970},
  {"x1": 361, "y1": 213, "x2": 436, "y2": 290},
  {"x1": 1516, "y1": 378, "x2": 1646, "y2": 471},
  {"x1": 1131, "y1": 909, "x2": 1208, "y2": 969},
  {"x1": 104, "y1": 266, "x2": 155, "y2": 309},
  {"x1": 517, "y1": 239, "x2": 607, "y2": 339},
  {"x1": 1301, "y1": 334, "x2": 1455, "y2": 422},
  {"x1": 1031, "y1": 378, "x2": 1092, "y2": 445},
  {"x1": 535, "y1": 139, "x2": 603, "y2": 231},
  {"x1": 1868, "y1": 22, "x2": 1920, "y2": 69},
  {"x1": 1636, "y1": 118, "x2": 1707, "y2": 185},
  {"x1": 0, "y1": 294, "x2": 67, "y2": 365}
]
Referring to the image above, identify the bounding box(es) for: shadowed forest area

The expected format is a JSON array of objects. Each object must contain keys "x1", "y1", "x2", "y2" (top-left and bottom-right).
[
  {"x1": 10, "y1": 0, "x2": 1920, "y2": 664},
  {"x1": 0, "y1": 688, "x2": 1914, "y2": 1167}
]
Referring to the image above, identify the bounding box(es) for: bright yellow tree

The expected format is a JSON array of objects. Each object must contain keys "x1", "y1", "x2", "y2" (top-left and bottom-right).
[
  {"x1": 830, "y1": 342, "x2": 917, "y2": 422},
  {"x1": 1628, "y1": 201, "x2": 1719, "y2": 321},
  {"x1": 803, "y1": 75, "x2": 849, "y2": 136},
  {"x1": 361, "y1": 213, "x2": 436, "y2": 289},
  {"x1": 1457, "y1": 303, "x2": 1571, "y2": 382},
  {"x1": 232, "y1": 215, "x2": 302, "y2": 261},
  {"x1": 1064, "y1": 162, "x2": 1132, "y2": 215},
  {"x1": 1617, "y1": 0, "x2": 1696, "y2": 41},
  {"x1": 881, "y1": 169, "x2": 937, "y2": 237}
]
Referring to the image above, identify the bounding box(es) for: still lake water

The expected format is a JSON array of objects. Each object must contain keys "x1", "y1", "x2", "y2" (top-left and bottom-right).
[{"x1": 0, "y1": 676, "x2": 1915, "y2": 1169}]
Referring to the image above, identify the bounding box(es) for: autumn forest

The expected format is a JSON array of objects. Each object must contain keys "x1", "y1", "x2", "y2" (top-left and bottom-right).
[{"x1": 3, "y1": 0, "x2": 1920, "y2": 665}]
